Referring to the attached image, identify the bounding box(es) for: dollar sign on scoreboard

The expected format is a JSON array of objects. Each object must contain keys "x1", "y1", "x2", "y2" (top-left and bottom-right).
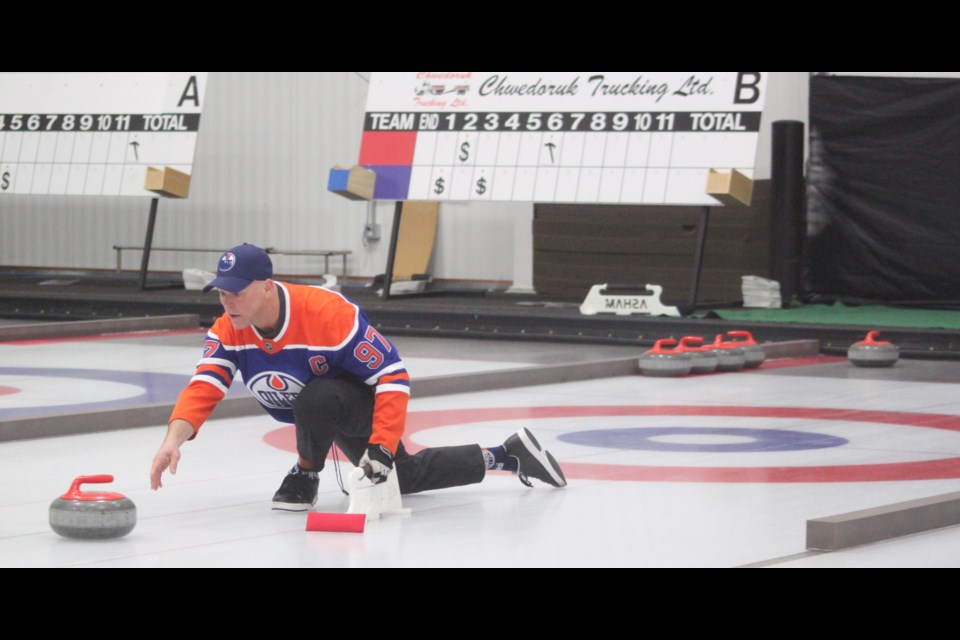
[
  {"x1": 434, "y1": 177, "x2": 445, "y2": 195},
  {"x1": 1, "y1": 171, "x2": 9, "y2": 191},
  {"x1": 459, "y1": 142, "x2": 470, "y2": 162},
  {"x1": 476, "y1": 177, "x2": 487, "y2": 195}
]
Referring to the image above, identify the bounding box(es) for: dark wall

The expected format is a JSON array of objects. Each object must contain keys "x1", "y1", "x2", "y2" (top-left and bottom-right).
[
  {"x1": 533, "y1": 180, "x2": 771, "y2": 303},
  {"x1": 806, "y1": 75, "x2": 960, "y2": 302}
]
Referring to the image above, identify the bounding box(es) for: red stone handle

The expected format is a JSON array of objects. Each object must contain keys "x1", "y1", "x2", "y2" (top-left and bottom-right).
[
  {"x1": 61, "y1": 475, "x2": 125, "y2": 501},
  {"x1": 857, "y1": 331, "x2": 892, "y2": 345}
]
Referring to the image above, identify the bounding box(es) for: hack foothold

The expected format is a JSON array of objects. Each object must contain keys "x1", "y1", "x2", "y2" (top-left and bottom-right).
[
  {"x1": 639, "y1": 339, "x2": 692, "y2": 377},
  {"x1": 849, "y1": 331, "x2": 899, "y2": 368},
  {"x1": 49, "y1": 475, "x2": 136, "y2": 540},
  {"x1": 307, "y1": 466, "x2": 410, "y2": 534},
  {"x1": 306, "y1": 512, "x2": 366, "y2": 533}
]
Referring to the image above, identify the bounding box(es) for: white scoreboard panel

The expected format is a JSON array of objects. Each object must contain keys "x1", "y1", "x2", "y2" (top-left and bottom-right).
[
  {"x1": 0, "y1": 72, "x2": 206, "y2": 197},
  {"x1": 359, "y1": 72, "x2": 766, "y2": 205}
]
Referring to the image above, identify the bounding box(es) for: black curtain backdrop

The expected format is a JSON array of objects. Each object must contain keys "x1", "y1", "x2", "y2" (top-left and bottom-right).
[{"x1": 806, "y1": 75, "x2": 960, "y2": 301}]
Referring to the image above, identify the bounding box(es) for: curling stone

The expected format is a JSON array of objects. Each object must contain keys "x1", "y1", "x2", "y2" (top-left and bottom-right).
[
  {"x1": 709, "y1": 335, "x2": 746, "y2": 372},
  {"x1": 678, "y1": 337, "x2": 718, "y2": 373},
  {"x1": 49, "y1": 475, "x2": 136, "y2": 540},
  {"x1": 723, "y1": 330, "x2": 766, "y2": 368},
  {"x1": 638, "y1": 339, "x2": 692, "y2": 377},
  {"x1": 848, "y1": 331, "x2": 899, "y2": 368}
]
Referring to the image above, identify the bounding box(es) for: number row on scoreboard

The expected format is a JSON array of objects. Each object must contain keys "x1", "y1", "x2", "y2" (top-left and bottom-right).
[
  {"x1": 366, "y1": 111, "x2": 760, "y2": 133},
  {"x1": 0, "y1": 113, "x2": 199, "y2": 132}
]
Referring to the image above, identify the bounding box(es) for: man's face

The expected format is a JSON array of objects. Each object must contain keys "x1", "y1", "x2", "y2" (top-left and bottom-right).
[{"x1": 218, "y1": 280, "x2": 269, "y2": 329}]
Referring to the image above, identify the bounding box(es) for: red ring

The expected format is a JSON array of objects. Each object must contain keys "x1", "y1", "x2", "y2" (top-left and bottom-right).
[{"x1": 264, "y1": 405, "x2": 960, "y2": 483}]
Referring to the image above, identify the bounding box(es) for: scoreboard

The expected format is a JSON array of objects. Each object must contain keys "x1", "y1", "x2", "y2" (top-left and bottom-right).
[
  {"x1": 360, "y1": 72, "x2": 766, "y2": 205},
  {"x1": 0, "y1": 72, "x2": 206, "y2": 197}
]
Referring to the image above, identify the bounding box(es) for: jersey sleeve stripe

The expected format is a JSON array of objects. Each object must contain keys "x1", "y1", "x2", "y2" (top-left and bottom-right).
[
  {"x1": 198, "y1": 358, "x2": 238, "y2": 375},
  {"x1": 196, "y1": 363, "x2": 234, "y2": 382},
  {"x1": 378, "y1": 372, "x2": 410, "y2": 385},
  {"x1": 364, "y1": 361, "x2": 408, "y2": 385},
  {"x1": 190, "y1": 374, "x2": 230, "y2": 395},
  {"x1": 375, "y1": 383, "x2": 411, "y2": 395}
]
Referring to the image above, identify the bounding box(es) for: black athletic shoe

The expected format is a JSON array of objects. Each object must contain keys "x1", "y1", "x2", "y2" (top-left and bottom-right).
[
  {"x1": 503, "y1": 428, "x2": 567, "y2": 488},
  {"x1": 271, "y1": 465, "x2": 319, "y2": 511}
]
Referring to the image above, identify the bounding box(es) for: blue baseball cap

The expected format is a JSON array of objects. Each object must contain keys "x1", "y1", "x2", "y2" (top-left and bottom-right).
[{"x1": 203, "y1": 244, "x2": 273, "y2": 293}]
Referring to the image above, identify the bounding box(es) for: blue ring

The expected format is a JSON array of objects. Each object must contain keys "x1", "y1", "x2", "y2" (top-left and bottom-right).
[
  {"x1": 558, "y1": 427, "x2": 848, "y2": 452},
  {"x1": 0, "y1": 367, "x2": 191, "y2": 419}
]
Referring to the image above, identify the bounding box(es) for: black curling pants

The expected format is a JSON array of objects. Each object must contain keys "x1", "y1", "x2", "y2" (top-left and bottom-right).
[{"x1": 292, "y1": 377, "x2": 486, "y2": 495}]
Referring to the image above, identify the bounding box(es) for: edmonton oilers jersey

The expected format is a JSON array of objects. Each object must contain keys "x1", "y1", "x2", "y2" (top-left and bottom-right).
[{"x1": 169, "y1": 282, "x2": 411, "y2": 453}]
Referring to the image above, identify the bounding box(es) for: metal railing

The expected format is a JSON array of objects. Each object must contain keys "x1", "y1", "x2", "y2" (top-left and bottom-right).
[{"x1": 112, "y1": 246, "x2": 351, "y2": 276}]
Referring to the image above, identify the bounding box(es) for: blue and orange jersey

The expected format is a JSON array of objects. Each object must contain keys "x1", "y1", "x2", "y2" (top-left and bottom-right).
[{"x1": 169, "y1": 282, "x2": 410, "y2": 454}]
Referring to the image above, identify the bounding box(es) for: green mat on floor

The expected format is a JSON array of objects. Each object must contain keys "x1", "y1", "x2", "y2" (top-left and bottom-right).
[{"x1": 708, "y1": 302, "x2": 960, "y2": 330}]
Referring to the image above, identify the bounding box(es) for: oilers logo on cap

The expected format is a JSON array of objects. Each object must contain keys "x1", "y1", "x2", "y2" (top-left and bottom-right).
[
  {"x1": 203, "y1": 243, "x2": 273, "y2": 293},
  {"x1": 219, "y1": 252, "x2": 237, "y2": 273}
]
